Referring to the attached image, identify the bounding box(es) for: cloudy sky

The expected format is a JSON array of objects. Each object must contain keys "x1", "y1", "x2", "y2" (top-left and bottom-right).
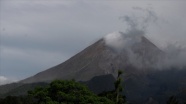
[{"x1": 0, "y1": 0, "x2": 186, "y2": 85}]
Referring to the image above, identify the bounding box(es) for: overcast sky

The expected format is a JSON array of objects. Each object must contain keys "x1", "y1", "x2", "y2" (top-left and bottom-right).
[{"x1": 0, "y1": 0, "x2": 186, "y2": 85}]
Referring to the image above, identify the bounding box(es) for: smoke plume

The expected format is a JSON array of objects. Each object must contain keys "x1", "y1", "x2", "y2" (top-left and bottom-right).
[
  {"x1": 104, "y1": 7, "x2": 186, "y2": 70},
  {"x1": 104, "y1": 30, "x2": 144, "y2": 52}
]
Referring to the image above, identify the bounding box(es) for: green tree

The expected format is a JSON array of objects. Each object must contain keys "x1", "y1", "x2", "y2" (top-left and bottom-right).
[
  {"x1": 28, "y1": 86, "x2": 49, "y2": 104},
  {"x1": 28, "y1": 80, "x2": 114, "y2": 104},
  {"x1": 99, "y1": 70, "x2": 126, "y2": 104},
  {"x1": 115, "y1": 70, "x2": 124, "y2": 104}
]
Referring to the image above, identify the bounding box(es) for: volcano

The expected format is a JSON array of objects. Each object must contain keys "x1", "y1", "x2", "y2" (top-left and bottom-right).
[
  {"x1": 1, "y1": 32, "x2": 186, "y2": 104},
  {"x1": 20, "y1": 31, "x2": 162, "y2": 83}
]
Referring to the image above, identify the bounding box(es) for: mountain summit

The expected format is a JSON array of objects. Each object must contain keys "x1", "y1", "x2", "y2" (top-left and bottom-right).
[{"x1": 20, "y1": 32, "x2": 162, "y2": 83}]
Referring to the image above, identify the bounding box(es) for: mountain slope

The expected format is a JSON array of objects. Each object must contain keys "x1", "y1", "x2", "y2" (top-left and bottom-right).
[
  {"x1": 20, "y1": 32, "x2": 162, "y2": 83},
  {"x1": 0, "y1": 82, "x2": 48, "y2": 98}
]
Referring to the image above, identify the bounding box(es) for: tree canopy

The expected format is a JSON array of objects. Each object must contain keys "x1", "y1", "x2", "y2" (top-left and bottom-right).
[{"x1": 28, "y1": 80, "x2": 114, "y2": 104}]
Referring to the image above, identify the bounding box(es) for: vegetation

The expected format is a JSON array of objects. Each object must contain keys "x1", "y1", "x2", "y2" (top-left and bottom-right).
[
  {"x1": 1, "y1": 70, "x2": 185, "y2": 104},
  {"x1": 29, "y1": 80, "x2": 114, "y2": 104},
  {"x1": 0, "y1": 80, "x2": 114, "y2": 104},
  {"x1": 0, "y1": 96, "x2": 33, "y2": 104},
  {"x1": 99, "y1": 70, "x2": 126, "y2": 104},
  {"x1": 0, "y1": 70, "x2": 125, "y2": 104}
]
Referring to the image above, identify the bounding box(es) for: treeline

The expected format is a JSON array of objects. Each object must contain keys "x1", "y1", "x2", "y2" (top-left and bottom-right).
[
  {"x1": 0, "y1": 80, "x2": 182, "y2": 104},
  {"x1": 0, "y1": 70, "x2": 185, "y2": 104},
  {"x1": 0, "y1": 71, "x2": 126, "y2": 104},
  {"x1": 0, "y1": 80, "x2": 111, "y2": 104}
]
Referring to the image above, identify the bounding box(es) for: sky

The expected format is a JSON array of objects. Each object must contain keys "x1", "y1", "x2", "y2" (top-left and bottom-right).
[{"x1": 0, "y1": 0, "x2": 186, "y2": 85}]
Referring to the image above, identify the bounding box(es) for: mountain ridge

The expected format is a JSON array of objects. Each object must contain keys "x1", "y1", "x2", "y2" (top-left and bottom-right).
[{"x1": 20, "y1": 32, "x2": 163, "y2": 83}]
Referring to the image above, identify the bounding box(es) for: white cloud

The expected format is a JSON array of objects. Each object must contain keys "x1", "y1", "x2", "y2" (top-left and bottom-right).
[{"x1": 0, "y1": 76, "x2": 17, "y2": 85}]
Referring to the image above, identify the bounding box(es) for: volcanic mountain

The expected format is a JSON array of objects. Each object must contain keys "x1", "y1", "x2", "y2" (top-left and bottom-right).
[
  {"x1": 1, "y1": 32, "x2": 186, "y2": 103},
  {"x1": 20, "y1": 31, "x2": 162, "y2": 83}
]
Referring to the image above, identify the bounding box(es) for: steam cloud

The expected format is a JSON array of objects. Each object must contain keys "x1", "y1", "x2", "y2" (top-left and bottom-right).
[
  {"x1": 104, "y1": 30, "x2": 144, "y2": 52},
  {"x1": 104, "y1": 7, "x2": 156, "y2": 51},
  {"x1": 104, "y1": 7, "x2": 186, "y2": 70}
]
